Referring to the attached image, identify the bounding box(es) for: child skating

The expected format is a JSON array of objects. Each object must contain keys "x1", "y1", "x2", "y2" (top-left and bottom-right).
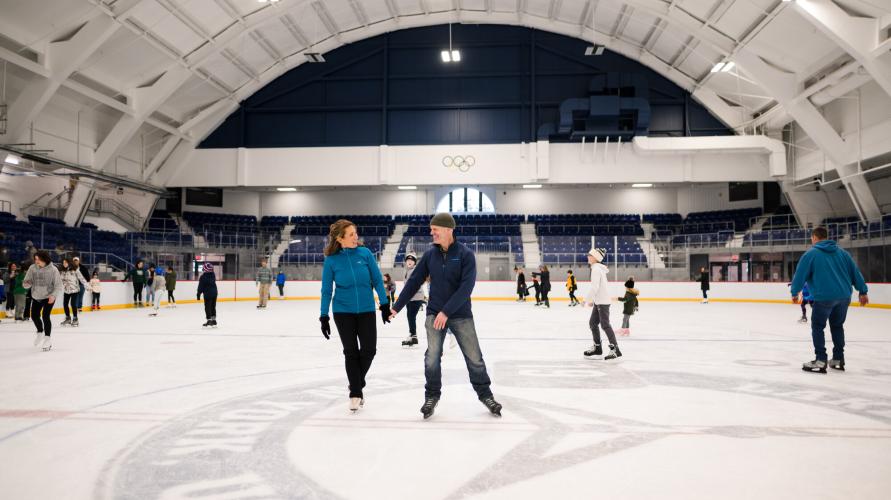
[
  {"x1": 617, "y1": 277, "x2": 639, "y2": 336},
  {"x1": 89, "y1": 271, "x2": 101, "y2": 310},
  {"x1": 400, "y1": 254, "x2": 426, "y2": 347},
  {"x1": 528, "y1": 276, "x2": 542, "y2": 306},
  {"x1": 566, "y1": 270, "x2": 580, "y2": 306},
  {"x1": 276, "y1": 270, "x2": 286, "y2": 299},
  {"x1": 148, "y1": 266, "x2": 165, "y2": 316},
  {"x1": 582, "y1": 248, "x2": 621, "y2": 360},
  {"x1": 197, "y1": 263, "x2": 218, "y2": 327},
  {"x1": 798, "y1": 282, "x2": 813, "y2": 323},
  {"x1": 22, "y1": 251, "x2": 63, "y2": 351}
]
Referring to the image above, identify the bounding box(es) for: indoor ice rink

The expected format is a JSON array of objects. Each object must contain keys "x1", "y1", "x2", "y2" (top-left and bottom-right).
[{"x1": 1, "y1": 0, "x2": 891, "y2": 499}]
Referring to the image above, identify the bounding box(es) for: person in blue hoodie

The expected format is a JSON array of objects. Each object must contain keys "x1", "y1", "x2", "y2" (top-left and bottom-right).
[
  {"x1": 319, "y1": 219, "x2": 391, "y2": 413},
  {"x1": 798, "y1": 282, "x2": 813, "y2": 323},
  {"x1": 791, "y1": 226, "x2": 869, "y2": 373},
  {"x1": 390, "y1": 212, "x2": 502, "y2": 420}
]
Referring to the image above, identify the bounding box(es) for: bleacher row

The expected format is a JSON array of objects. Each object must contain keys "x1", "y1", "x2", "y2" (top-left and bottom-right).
[{"x1": 0, "y1": 212, "x2": 134, "y2": 267}]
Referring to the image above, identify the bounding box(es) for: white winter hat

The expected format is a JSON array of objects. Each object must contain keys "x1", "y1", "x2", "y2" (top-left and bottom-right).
[{"x1": 588, "y1": 248, "x2": 606, "y2": 262}]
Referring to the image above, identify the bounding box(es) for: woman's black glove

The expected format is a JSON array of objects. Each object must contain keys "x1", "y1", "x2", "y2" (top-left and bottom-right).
[
  {"x1": 379, "y1": 303, "x2": 391, "y2": 324},
  {"x1": 320, "y1": 316, "x2": 331, "y2": 339}
]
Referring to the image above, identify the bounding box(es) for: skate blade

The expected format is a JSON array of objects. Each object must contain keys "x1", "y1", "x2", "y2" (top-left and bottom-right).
[
  {"x1": 802, "y1": 367, "x2": 827, "y2": 374},
  {"x1": 42, "y1": 346, "x2": 52, "y2": 352}
]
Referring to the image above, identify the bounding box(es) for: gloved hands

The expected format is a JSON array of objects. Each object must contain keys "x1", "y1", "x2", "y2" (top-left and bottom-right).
[
  {"x1": 379, "y1": 303, "x2": 391, "y2": 324},
  {"x1": 319, "y1": 316, "x2": 331, "y2": 339}
]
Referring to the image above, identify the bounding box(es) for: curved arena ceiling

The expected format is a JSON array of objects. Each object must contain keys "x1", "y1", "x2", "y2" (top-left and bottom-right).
[{"x1": 1, "y1": 0, "x2": 890, "y2": 158}]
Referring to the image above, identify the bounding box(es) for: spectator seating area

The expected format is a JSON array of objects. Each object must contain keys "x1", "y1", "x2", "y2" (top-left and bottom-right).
[
  {"x1": 291, "y1": 215, "x2": 395, "y2": 237},
  {"x1": 683, "y1": 208, "x2": 762, "y2": 233},
  {"x1": 0, "y1": 212, "x2": 134, "y2": 268},
  {"x1": 540, "y1": 235, "x2": 646, "y2": 266},
  {"x1": 183, "y1": 211, "x2": 260, "y2": 248},
  {"x1": 396, "y1": 214, "x2": 524, "y2": 265},
  {"x1": 531, "y1": 214, "x2": 644, "y2": 236},
  {"x1": 672, "y1": 231, "x2": 734, "y2": 247}
]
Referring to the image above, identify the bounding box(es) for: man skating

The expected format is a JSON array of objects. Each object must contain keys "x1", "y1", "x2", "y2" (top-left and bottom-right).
[
  {"x1": 390, "y1": 213, "x2": 502, "y2": 419},
  {"x1": 791, "y1": 227, "x2": 868, "y2": 373},
  {"x1": 256, "y1": 259, "x2": 273, "y2": 308},
  {"x1": 582, "y1": 248, "x2": 621, "y2": 361}
]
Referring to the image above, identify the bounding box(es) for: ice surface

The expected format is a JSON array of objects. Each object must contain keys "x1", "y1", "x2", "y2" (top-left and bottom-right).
[{"x1": 1, "y1": 299, "x2": 889, "y2": 499}]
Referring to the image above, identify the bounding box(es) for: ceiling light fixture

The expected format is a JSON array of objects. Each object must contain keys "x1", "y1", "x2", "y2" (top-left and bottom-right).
[
  {"x1": 523, "y1": 184, "x2": 542, "y2": 189},
  {"x1": 4, "y1": 154, "x2": 20, "y2": 165},
  {"x1": 584, "y1": 45, "x2": 605, "y2": 56},
  {"x1": 304, "y1": 52, "x2": 325, "y2": 63},
  {"x1": 632, "y1": 183, "x2": 653, "y2": 188},
  {"x1": 441, "y1": 24, "x2": 460, "y2": 63},
  {"x1": 711, "y1": 62, "x2": 726, "y2": 73},
  {"x1": 397, "y1": 185, "x2": 418, "y2": 190},
  {"x1": 721, "y1": 61, "x2": 735, "y2": 72},
  {"x1": 276, "y1": 187, "x2": 297, "y2": 192}
]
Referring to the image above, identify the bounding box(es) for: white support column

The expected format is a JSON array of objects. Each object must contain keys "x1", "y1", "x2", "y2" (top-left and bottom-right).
[
  {"x1": 837, "y1": 163, "x2": 882, "y2": 221},
  {"x1": 63, "y1": 180, "x2": 97, "y2": 227},
  {"x1": 144, "y1": 135, "x2": 181, "y2": 182},
  {"x1": 796, "y1": 0, "x2": 891, "y2": 100},
  {"x1": 0, "y1": 15, "x2": 119, "y2": 143},
  {"x1": 735, "y1": 49, "x2": 856, "y2": 168}
]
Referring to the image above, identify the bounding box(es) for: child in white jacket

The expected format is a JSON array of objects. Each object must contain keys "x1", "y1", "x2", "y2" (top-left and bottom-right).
[{"x1": 582, "y1": 248, "x2": 621, "y2": 360}]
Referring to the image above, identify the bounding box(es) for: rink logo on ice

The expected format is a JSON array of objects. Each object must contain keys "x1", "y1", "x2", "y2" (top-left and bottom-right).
[{"x1": 98, "y1": 363, "x2": 891, "y2": 500}]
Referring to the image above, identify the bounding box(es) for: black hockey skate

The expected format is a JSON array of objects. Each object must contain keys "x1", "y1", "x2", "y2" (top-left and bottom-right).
[
  {"x1": 604, "y1": 344, "x2": 622, "y2": 361},
  {"x1": 202, "y1": 320, "x2": 213, "y2": 328},
  {"x1": 61, "y1": 318, "x2": 71, "y2": 327},
  {"x1": 802, "y1": 359, "x2": 827, "y2": 373},
  {"x1": 829, "y1": 359, "x2": 845, "y2": 371},
  {"x1": 583, "y1": 344, "x2": 602, "y2": 358},
  {"x1": 401, "y1": 336, "x2": 418, "y2": 348},
  {"x1": 210, "y1": 319, "x2": 218, "y2": 327},
  {"x1": 420, "y1": 397, "x2": 439, "y2": 419},
  {"x1": 480, "y1": 396, "x2": 502, "y2": 417}
]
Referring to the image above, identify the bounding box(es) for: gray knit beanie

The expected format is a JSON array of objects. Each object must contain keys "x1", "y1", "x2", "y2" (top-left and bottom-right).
[{"x1": 430, "y1": 212, "x2": 456, "y2": 228}]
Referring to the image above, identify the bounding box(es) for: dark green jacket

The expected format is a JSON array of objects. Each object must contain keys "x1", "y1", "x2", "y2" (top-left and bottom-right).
[
  {"x1": 165, "y1": 271, "x2": 177, "y2": 291},
  {"x1": 127, "y1": 268, "x2": 148, "y2": 285},
  {"x1": 618, "y1": 288, "x2": 639, "y2": 315}
]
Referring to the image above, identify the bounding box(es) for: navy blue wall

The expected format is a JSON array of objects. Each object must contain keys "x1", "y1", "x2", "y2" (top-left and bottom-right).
[{"x1": 200, "y1": 25, "x2": 731, "y2": 149}]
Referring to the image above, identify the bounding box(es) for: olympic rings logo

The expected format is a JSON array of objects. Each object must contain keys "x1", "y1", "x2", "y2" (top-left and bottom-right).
[{"x1": 442, "y1": 155, "x2": 475, "y2": 172}]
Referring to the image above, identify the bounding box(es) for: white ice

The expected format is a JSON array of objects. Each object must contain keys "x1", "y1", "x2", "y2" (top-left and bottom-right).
[{"x1": 1, "y1": 299, "x2": 890, "y2": 500}]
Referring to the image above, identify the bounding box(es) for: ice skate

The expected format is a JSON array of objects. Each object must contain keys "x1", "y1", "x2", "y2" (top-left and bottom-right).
[
  {"x1": 210, "y1": 318, "x2": 218, "y2": 328},
  {"x1": 202, "y1": 320, "x2": 212, "y2": 328},
  {"x1": 604, "y1": 344, "x2": 622, "y2": 360},
  {"x1": 802, "y1": 359, "x2": 827, "y2": 373},
  {"x1": 829, "y1": 359, "x2": 845, "y2": 371},
  {"x1": 71, "y1": 318, "x2": 79, "y2": 327},
  {"x1": 420, "y1": 397, "x2": 439, "y2": 419},
  {"x1": 798, "y1": 316, "x2": 808, "y2": 323},
  {"x1": 34, "y1": 330, "x2": 43, "y2": 346},
  {"x1": 61, "y1": 318, "x2": 71, "y2": 327},
  {"x1": 401, "y1": 336, "x2": 418, "y2": 348},
  {"x1": 349, "y1": 397, "x2": 363, "y2": 413},
  {"x1": 149, "y1": 311, "x2": 158, "y2": 317},
  {"x1": 480, "y1": 396, "x2": 503, "y2": 417},
  {"x1": 583, "y1": 344, "x2": 602, "y2": 358},
  {"x1": 41, "y1": 336, "x2": 53, "y2": 351}
]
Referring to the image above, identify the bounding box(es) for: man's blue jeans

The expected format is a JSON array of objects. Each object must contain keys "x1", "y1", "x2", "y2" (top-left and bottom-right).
[
  {"x1": 424, "y1": 315, "x2": 492, "y2": 400},
  {"x1": 810, "y1": 299, "x2": 849, "y2": 361}
]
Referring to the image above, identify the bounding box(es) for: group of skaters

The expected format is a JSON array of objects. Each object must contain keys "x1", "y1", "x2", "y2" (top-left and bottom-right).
[
  {"x1": 121, "y1": 261, "x2": 179, "y2": 313},
  {"x1": 3, "y1": 253, "x2": 104, "y2": 351}
]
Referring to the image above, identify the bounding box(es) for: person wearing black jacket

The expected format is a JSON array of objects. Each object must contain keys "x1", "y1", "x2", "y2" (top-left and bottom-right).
[
  {"x1": 528, "y1": 276, "x2": 541, "y2": 305},
  {"x1": 197, "y1": 262, "x2": 218, "y2": 327},
  {"x1": 124, "y1": 261, "x2": 148, "y2": 307},
  {"x1": 698, "y1": 267, "x2": 710, "y2": 304},
  {"x1": 390, "y1": 213, "x2": 502, "y2": 420},
  {"x1": 533, "y1": 265, "x2": 551, "y2": 307},
  {"x1": 514, "y1": 267, "x2": 527, "y2": 301}
]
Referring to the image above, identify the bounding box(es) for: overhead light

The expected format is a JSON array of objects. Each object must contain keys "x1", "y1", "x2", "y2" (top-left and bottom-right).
[
  {"x1": 277, "y1": 187, "x2": 297, "y2": 192},
  {"x1": 523, "y1": 184, "x2": 542, "y2": 189},
  {"x1": 304, "y1": 52, "x2": 325, "y2": 63},
  {"x1": 584, "y1": 45, "x2": 605, "y2": 56},
  {"x1": 721, "y1": 61, "x2": 735, "y2": 72},
  {"x1": 397, "y1": 185, "x2": 417, "y2": 190},
  {"x1": 632, "y1": 183, "x2": 653, "y2": 188},
  {"x1": 711, "y1": 62, "x2": 726, "y2": 73},
  {"x1": 4, "y1": 154, "x2": 20, "y2": 165},
  {"x1": 441, "y1": 24, "x2": 460, "y2": 63},
  {"x1": 257, "y1": 0, "x2": 280, "y2": 3},
  {"x1": 289, "y1": 239, "x2": 302, "y2": 244}
]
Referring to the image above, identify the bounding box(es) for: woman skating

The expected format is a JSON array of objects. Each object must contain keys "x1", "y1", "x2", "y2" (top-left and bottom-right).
[
  {"x1": 515, "y1": 267, "x2": 527, "y2": 302},
  {"x1": 698, "y1": 267, "x2": 710, "y2": 304},
  {"x1": 535, "y1": 265, "x2": 551, "y2": 308},
  {"x1": 22, "y1": 251, "x2": 63, "y2": 351},
  {"x1": 165, "y1": 266, "x2": 177, "y2": 307},
  {"x1": 319, "y1": 219, "x2": 390, "y2": 413},
  {"x1": 60, "y1": 257, "x2": 89, "y2": 327},
  {"x1": 125, "y1": 261, "x2": 148, "y2": 307}
]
